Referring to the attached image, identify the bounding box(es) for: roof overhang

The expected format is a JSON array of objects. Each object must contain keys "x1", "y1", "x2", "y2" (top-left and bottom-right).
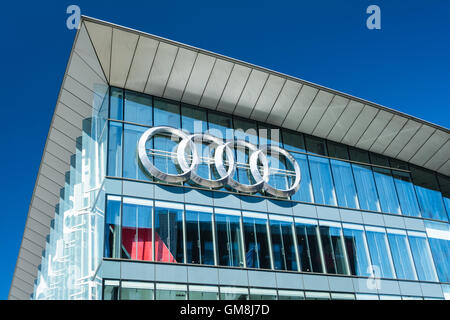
[{"x1": 9, "y1": 16, "x2": 449, "y2": 299}]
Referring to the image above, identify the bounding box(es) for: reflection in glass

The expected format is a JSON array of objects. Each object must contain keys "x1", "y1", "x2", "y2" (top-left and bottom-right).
[
  {"x1": 290, "y1": 153, "x2": 314, "y2": 203},
  {"x1": 305, "y1": 291, "x2": 330, "y2": 300},
  {"x1": 308, "y1": 155, "x2": 337, "y2": 206},
  {"x1": 352, "y1": 164, "x2": 380, "y2": 212},
  {"x1": 373, "y1": 167, "x2": 401, "y2": 214},
  {"x1": 331, "y1": 293, "x2": 355, "y2": 300},
  {"x1": 105, "y1": 196, "x2": 121, "y2": 259},
  {"x1": 342, "y1": 224, "x2": 371, "y2": 277},
  {"x1": 153, "y1": 98, "x2": 180, "y2": 127},
  {"x1": 282, "y1": 130, "x2": 305, "y2": 153},
  {"x1": 103, "y1": 280, "x2": 119, "y2": 300},
  {"x1": 208, "y1": 112, "x2": 233, "y2": 140},
  {"x1": 107, "y1": 121, "x2": 122, "y2": 177},
  {"x1": 189, "y1": 285, "x2": 219, "y2": 300},
  {"x1": 330, "y1": 159, "x2": 359, "y2": 209},
  {"x1": 154, "y1": 202, "x2": 184, "y2": 263},
  {"x1": 121, "y1": 197, "x2": 153, "y2": 261},
  {"x1": 277, "y1": 290, "x2": 305, "y2": 300},
  {"x1": 155, "y1": 283, "x2": 187, "y2": 300},
  {"x1": 365, "y1": 227, "x2": 395, "y2": 279},
  {"x1": 392, "y1": 170, "x2": 421, "y2": 217},
  {"x1": 220, "y1": 287, "x2": 249, "y2": 300},
  {"x1": 269, "y1": 216, "x2": 297, "y2": 271},
  {"x1": 319, "y1": 223, "x2": 349, "y2": 275},
  {"x1": 295, "y1": 220, "x2": 323, "y2": 273},
  {"x1": 408, "y1": 232, "x2": 438, "y2": 282},
  {"x1": 215, "y1": 211, "x2": 244, "y2": 267},
  {"x1": 242, "y1": 214, "x2": 272, "y2": 269},
  {"x1": 426, "y1": 222, "x2": 450, "y2": 283},
  {"x1": 124, "y1": 90, "x2": 152, "y2": 126},
  {"x1": 123, "y1": 124, "x2": 151, "y2": 180},
  {"x1": 437, "y1": 175, "x2": 450, "y2": 220},
  {"x1": 110, "y1": 87, "x2": 123, "y2": 120},
  {"x1": 120, "y1": 282, "x2": 154, "y2": 300},
  {"x1": 386, "y1": 230, "x2": 417, "y2": 280},
  {"x1": 181, "y1": 104, "x2": 207, "y2": 134},
  {"x1": 185, "y1": 207, "x2": 215, "y2": 265},
  {"x1": 249, "y1": 288, "x2": 277, "y2": 300}
]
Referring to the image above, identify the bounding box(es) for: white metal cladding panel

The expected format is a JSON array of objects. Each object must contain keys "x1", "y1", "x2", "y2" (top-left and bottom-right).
[
  {"x1": 356, "y1": 110, "x2": 393, "y2": 150},
  {"x1": 341, "y1": 105, "x2": 378, "y2": 146},
  {"x1": 163, "y1": 48, "x2": 197, "y2": 101},
  {"x1": 267, "y1": 80, "x2": 302, "y2": 126},
  {"x1": 199, "y1": 59, "x2": 234, "y2": 109},
  {"x1": 84, "y1": 20, "x2": 112, "y2": 80},
  {"x1": 233, "y1": 69, "x2": 268, "y2": 118},
  {"x1": 327, "y1": 100, "x2": 365, "y2": 142},
  {"x1": 282, "y1": 85, "x2": 318, "y2": 130},
  {"x1": 52, "y1": 115, "x2": 81, "y2": 142},
  {"x1": 216, "y1": 64, "x2": 251, "y2": 114},
  {"x1": 110, "y1": 29, "x2": 139, "y2": 88},
  {"x1": 425, "y1": 140, "x2": 450, "y2": 171},
  {"x1": 297, "y1": 90, "x2": 334, "y2": 134},
  {"x1": 125, "y1": 36, "x2": 159, "y2": 92},
  {"x1": 369, "y1": 115, "x2": 408, "y2": 154},
  {"x1": 144, "y1": 42, "x2": 178, "y2": 97},
  {"x1": 67, "y1": 53, "x2": 107, "y2": 94},
  {"x1": 397, "y1": 125, "x2": 436, "y2": 162},
  {"x1": 250, "y1": 75, "x2": 285, "y2": 122},
  {"x1": 384, "y1": 119, "x2": 422, "y2": 158},
  {"x1": 313, "y1": 95, "x2": 349, "y2": 138},
  {"x1": 410, "y1": 131, "x2": 449, "y2": 167},
  {"x1": 182, "y1": 53, "x2": 216, "y2": 106},
  {"x1": 63, "y1": 76, "x2": 101, "y2": 111}
]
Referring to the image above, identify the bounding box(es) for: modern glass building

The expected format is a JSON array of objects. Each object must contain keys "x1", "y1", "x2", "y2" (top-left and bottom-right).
[{"x1": 9, "y1": 16, "x2": 450, "y2": 300}]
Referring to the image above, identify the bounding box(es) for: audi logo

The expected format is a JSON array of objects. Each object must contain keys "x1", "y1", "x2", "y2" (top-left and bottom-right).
[{"x1": 137, "y1": 126, "x2": 301, "y2": 198}]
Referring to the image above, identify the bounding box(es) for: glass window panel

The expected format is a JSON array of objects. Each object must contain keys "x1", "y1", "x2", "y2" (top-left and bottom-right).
[
  {"x1": 305, "y1": 291, "x2": 330, "y2": 300},
  {"x1": 379, "y1": 295, "x2": 402, "y2": 300},
  {"x1": 342, "y1": 225, "x2": 371, "y2": 277},
  {"x1": 426, "y1": 221, "x2": 450, "y2": 283},
  {"x1": 373, "y1": 167, "x2": 401, "y2": 214},
  {"x1": 305, "y1": 136, "x2": 327, "y2": 156},
  {"x1": 242, "y1": 214, "x2": 272, "y2": 269},
  {"x1": 349, "y1": 148, "x2": 370, "y2": 164},
  {"x1": 120, "y1": 282, "x2": 154, "y2": 300},
  {"x1": 154, "y1": 203, "x2": 184, "y2": 263},
  {"x1": 121, "y1": 198, "x2": 153, "y2": 261},
  {"x1": 365, "y1": 228, "x2": 396, "y2": 279},
  {"x1": 181, "y1": 104, "x2": 207, "y2": 134},
  {"x1": 290, "y1": 153, "x2": 314, "y2": 203},
  {"x1": 249, "y1": 288, "x2": 277, "y2": 300},
  {"x1": 386, "y1": 231, "x2": 417, "y2": 280},
  {"x1": 208, "y1": 112, "x2": 233, "y2": 141},
  {"x1": 411, "y1": 167, "x2": 447, "y2": 221},
  {"x1": 152, "y1": 134, "x2": 182, "y2": 177},
  {"x1": 103, "y1": 281, "x2": 119, "y2": 300},
  {"x1": 185, "y1": 208, "x2": 215, "y2": 265},
  {"x1": 124, "y1": 90, "x2": 152, "y2": 126},
  {"x1": 153, "y1": 98, "x2": 180, "y2": 127},
  {"x1": 389, "y1": 159, "x2": 409, "y2": 171},
  {"x1": 277, "y1": 290, "x2": 305, "y2": 300},
  {"x1": 402, "y1": 296, "x2": 423, "y2": 300},
  {"x1": 331, "y1": 293, "x2": 355, "y2": 300},
  {"x1": 189, "y1": 285, "x2": 219, "y2": 300},
  {"x1": 319, "y1": 223, "x2": 349, "y2": 275},
  {"x1": 392, "y1": 170, "x2": 421, "y2": 217},
  {"x1": 105, "y1": 196, "x2": 121, "y2": 258},
  {"x1": 407, "y1": 233, "x2": 438, "y2": 282},
  {"x1": 356, "y1": 293, "x2": 379, "y2": 300},
  {"x1": 437, "y1": 175, "x2": 450, "y2": 219},
  {"x1": 258, "y1": 124, "x2": 281, "y2": 147},
  {"x1": 282, "y1": 130, "x2": 306, "y2": 153},
  {"x1": 295, "y1": 221, "x2": 323, "y2": 273},
  {"x1": 219, "y1": 287, "x2": 249, "y2": 300},
  {"x1": 155, "y1": 283, "x2": 187, "y2": 300},
  {"x1": 265, "y1": 150, "x2": 289, "y2": 192},
  {"x1": 369, "y1": 153, "x2": 390, "y2": 167},
  {"x1": 123, "y1": 124, "x2": 151, "y2": 180},
  {"x1": 233, "y1": 118, "x2": 258, "y2": 145},
  {"x1": 330, "y1": 159, "x2": 359, "y2": 209},
  {"x1": 215, "y1": 212, "x2": 244, "y2": 267},
  {"x1": 107, "y1": 121, "x2": 123, "y2": 177},
  {"x1": 351, "y1": 163, "x2": 381, "y2": 212},
  {"x1": 110, "y1": 87, "x2": 123, "y2": 120},
  {"x1": 327, "y1": 141, "x2": 349, "y2": 160},
  {"x1": 269, "y1": 217, "x2": 297, "y2": 271},
  {"x1": 308, "y1": 155, "x2": 337, "y2": 206}
]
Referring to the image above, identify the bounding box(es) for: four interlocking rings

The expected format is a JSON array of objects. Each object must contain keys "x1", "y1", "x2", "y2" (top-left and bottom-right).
[{"x1": 137, "y1": 126, "x2": 301, "y2": 198}]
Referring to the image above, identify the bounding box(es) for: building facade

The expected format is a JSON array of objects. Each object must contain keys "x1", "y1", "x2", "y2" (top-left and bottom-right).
[{"x1": 9, "y1": 17, "x2": 450, "y2": 300}]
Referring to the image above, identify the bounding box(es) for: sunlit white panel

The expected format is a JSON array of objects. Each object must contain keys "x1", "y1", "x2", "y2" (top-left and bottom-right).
[
  {"x1": 144, "y1": 42, "x2": 178, "y2": 97},
  {"x1": 53, "y1": 115, "x2": 81, "y2": 139},
  {"x1": 67, "y1": 53, "x2": 107, "y2": 97},
  {"x1": 84, "y1": 21, "x2": 112, "y2": 81},
  {"x1": 49, "y1": 128, "x2": 76, "y2": 154},
  {"x1": 42, "y1": 151, "x2": 67, "y2": 174},
  {"x1": 282, "y1": 85, "x2": 318, "y2": 130},
  {"x1": 297, "y1": 90, "x2": 334, "y2": 134},
  {"x1": 110, "y1": 29, "x2": 139, "y2": 88},
  {"x1": 216, "y1": 64, "x2": 251, "y2": 113},
  {"x1": 60, "y1": 89, "x2": 92, "y2": 118},
  {"x1": 425, "y1": 140, "x2": 450, "y2": 171},
  {"x1": 55, "y1": 102, "x2": 84, "y2": 131},
  {"x1": 410, "y1": 131, "x2": 449, "y2": 166},
  {"x1": 63, "y1": 76, "x2": 101, "y2": 111},
  {"x1": 125, "y1": 37, "x2": 159, "y2": 92},
  {"x1": 37, "y1": 176, "x2": 60, "y2": 198},
  {"x1": 34, "y1": 187, "x2": 59, "y2": 208},
  {"x1": 327, "y1": 100, "x2": 364, "y2": 142},
  {"x1": 341, "y1": 105, "x2": 378, "y2": 146},
  {"x1": 233, "y1": 69, "x2": 268, "y2": 118},
  {"x1": 397, "y1": 125, "x2": 435, "y2": 162},
  {"x1": 312, "y1": 95, "x2": 349, "y2": 138},
  {"x1": 75, "y1": 23, "x2": 107, "y2": 82},
  {"x1": 384, "y1": 120, "x2": 421, "y2": 158},
  {"x1": 369, "y1": 115, "x2": 407, "y2": 154},
  {"x1": 356, "y1": 110, "x2": 393, "y2": 150},
  {"x1": 199, "y1": 59, "x2": 234, "y2": 109},
  {"x1": 250, "y1": 75, "x2": 285, "y2": 122},
  {"x1": 182, "y1": 53, "x2": 215, "y2": 105},
  {"x1": 163, "y1": 48, "x2": 197, "y2": 101},
  {"x1": 267, "y1": 80, "x2": 302, "y2": 126},
  {"x1": 46, "y1": 140, "x2": 71, "y2": 165}
]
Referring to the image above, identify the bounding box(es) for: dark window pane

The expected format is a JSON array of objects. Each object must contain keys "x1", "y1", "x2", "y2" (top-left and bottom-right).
[
  {"x1": 295, "y1": 221, "x2": 323, "y2": 273},
  {"x1": 233, "y1": 118, "x2": 258, "y2": 145},
  {"x1": 282, "y1": 130, "x2": 306, "y2": 153},
  {"x1": 124, "y1": 90, "x2": 152, "y2": 126},
  {"x1": 215, "y1": 211, "x2": 244, "y2": 267},
  {"x1": 269, "y1": 216, "x2": 297, "y2": 271},
  {"x1": 104, "y1": 196, "x2": 121, "y2": 258},
  {"x1": 185, "y1": 208, "x2": 215, "y2": 265},
  {"x1": 154, "y1": 202, "x2": 184, "y2": 263},
  {"x1": 208, "y1": 112, "x2": 233, "y2": 140},
  {"x1": 243, "y1": 214, "x2": 271, "y2": 269},
  {"x1": 343, "y1": 225, "x2": 371, "y2": 277},
  {"x1": 319, "y1": 223, "x2": 349, "y2": 275},
  {"x1": 349, "y1": 148, "x2": 370, "y2": 164},
  {"x1": 370, "y1": 153, "x2": 390, "y2": 167},
  {"x1": 103, "y1": 281, "x2": 119, "y2": 300},
  {"x1": 305, "y1": 136, "x2": 327, "y2": 156},
  {"x1": 327, "y1": 141, "x2": 349, "y2": 160},
  {"x1": 437, "y1": 175, "x2": 450, "y2": 219}
]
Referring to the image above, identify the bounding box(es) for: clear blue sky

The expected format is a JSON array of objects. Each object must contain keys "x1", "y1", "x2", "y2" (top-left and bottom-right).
[{"x1": 1, "y1": 0, "x2": 449, "y2": 299}]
